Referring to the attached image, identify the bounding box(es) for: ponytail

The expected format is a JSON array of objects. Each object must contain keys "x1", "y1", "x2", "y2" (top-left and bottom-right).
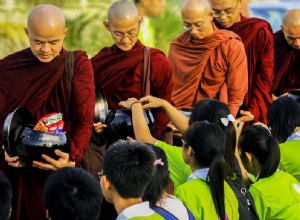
[
  {"x1": 208, "y1": 152, "x2": 226, "y2": 220},
  {"x1": 184, "y1": 121, "x2": 227, "y2": 220},
  {"x1": 239, "y1": 125, "x2": 280, "y2": 180}
]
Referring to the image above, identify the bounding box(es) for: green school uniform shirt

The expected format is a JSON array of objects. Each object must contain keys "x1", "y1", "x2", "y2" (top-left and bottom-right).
[
  {"x1": 279, "y1": 140, "x2": 300, "y2": 183},
  {"x1": 116, "y1": 202, "x2": 164, "y2": 220},
  {"x1": 249, "y1": 170, "x2": 300, "y2": 220},
  {"x1": 175, "y1": 170, "x2": 239, "y2": 220},
  {"x1": 155, "y1": 140, "x2": 192, "y2": 189}
]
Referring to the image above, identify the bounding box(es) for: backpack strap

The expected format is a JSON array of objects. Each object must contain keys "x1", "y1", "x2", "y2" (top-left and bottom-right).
[{"x1": 152, "y1": 206, "x2": 178, "y2": 220}]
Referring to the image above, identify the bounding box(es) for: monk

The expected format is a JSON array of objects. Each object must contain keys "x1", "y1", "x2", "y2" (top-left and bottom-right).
[
  {"x1": 91, "y1": 0, "x2": 173, "y2": 140},
  {"x1": 211, "y1": 0, "x2": 274, "y2": 124},
  {"x1": 0, "y1": 5, "x2": 95, "y2": 220},
  {"x1": 169, "y1": 0, "x2": 248, "y2": 118},
  {"x1": 272, "y1": 9, "x2": 300, "y2": 98}
]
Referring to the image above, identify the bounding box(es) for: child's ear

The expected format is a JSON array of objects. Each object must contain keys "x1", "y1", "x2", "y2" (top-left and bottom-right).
[{"x1": 102, "y1": 175, "x2": 112, "y2": 190}]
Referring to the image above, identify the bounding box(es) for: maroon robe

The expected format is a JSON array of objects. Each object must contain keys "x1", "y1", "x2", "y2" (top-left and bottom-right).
[
  {"x1": 0, "y1": 48, "x2": 95, "y2": 220},
  {"x1": 272, "y1": 30, "x2": 300, "y2": 95},
  {"x1": 215, "y1": 15, "x2": 274, "y2": 123},
  {"x1": 91, "y1": 40, "x2": 173, "y2": 138}
]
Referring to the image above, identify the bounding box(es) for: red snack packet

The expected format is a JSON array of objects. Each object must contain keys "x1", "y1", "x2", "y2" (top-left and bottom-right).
[{"x1": 34, "y1": 113, "x2": 64, "y2": 133}]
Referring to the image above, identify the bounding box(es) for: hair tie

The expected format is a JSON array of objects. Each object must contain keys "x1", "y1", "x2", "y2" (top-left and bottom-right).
[
  {"x1": 220, "y1": 114, "x2": 235, "y2": 127},
  {"x1": 154, "y1": 159, "x2": 164, "y2": 166}
]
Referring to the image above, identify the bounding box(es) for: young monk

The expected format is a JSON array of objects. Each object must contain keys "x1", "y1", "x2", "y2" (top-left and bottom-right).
[
  {"x1": 169, "y1": 0, "x2": 248, "y2": 118},
  {"x1": 211, "y1": 0, "x2": 274, "y2": 124},
  {"x1": 0, "y1": 4, "x2": 95, "y2": 219},
  {"x1": 272, "y1": 9, "x2": 300, "y2": 99},
  {"x1": 91, "y1": 0, "x2": 173, "y2": 140}
]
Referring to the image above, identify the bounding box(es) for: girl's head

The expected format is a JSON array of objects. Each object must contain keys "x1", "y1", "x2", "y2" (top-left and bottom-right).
[
  {"x1": 267, "y1": 96, "x2": 300, "y2": 143},
  {"x1": 238, "y1": 125, "x2": 280, "y2": 180},
  {"x1": 142, "y1": 145, "x2": 170, "y2": 207},
  {"x1": 189, "y1": 99, "x2": 236, "y2": 176},
  {"x1": 183, "y1": 121, "x2": 227, "y2": 220}
]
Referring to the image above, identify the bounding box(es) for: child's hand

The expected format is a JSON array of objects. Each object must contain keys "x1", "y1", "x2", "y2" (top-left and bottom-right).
[{"x1": 119, "y1": 98, "x2": 140, "y2": 110}]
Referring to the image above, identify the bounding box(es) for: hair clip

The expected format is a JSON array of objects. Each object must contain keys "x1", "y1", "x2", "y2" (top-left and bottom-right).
[
  {"x1": 220, "y1": 114, "x2": 235, "y2": 126},
  {"x1": 154, "y1": 159, "x2": 164, "y2": 166}
]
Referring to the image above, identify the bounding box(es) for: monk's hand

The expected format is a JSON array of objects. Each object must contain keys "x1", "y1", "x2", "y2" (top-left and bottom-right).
[
  {"x1": 119, "y1": 98, "x2": 140, "y2": 110},
  {"x1": 32, "y1": 149, "x2": 75, "y2": 171},
  {"x1": 140, "y1": 95, "x2": 165, "y2": 110},
  {"x1": 3, "y1": 145, "x2": 25, "y2": 168},
  {"x1": 236, "y1": 110, "x2": 254, "y2": 123},
  {"x1": 93, "y1": 122, "x2": 107, "y2": 133}
]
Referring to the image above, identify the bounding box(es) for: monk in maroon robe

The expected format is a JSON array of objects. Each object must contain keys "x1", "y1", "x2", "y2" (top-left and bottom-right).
[
  {"x1": 211, "y1": 0, "x2": 274, "y2": 124},
  {"x1": 91, "y1": 0, "x2": 173, "y2": 139},
  {"x1": 169, "y1": 0, "x2": 248, "y2": 117},
  {"x1": 272, "y1": 9, "x2": 300, "y2": 97},
  {"x1": 0, "y1": 5, "x2": 95, "y2": 220}
]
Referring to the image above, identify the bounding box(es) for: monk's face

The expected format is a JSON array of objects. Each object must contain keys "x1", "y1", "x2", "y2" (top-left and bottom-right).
[
  {"x1": 142, "y1": 0, "x2": 165, "y2": 17},
  {"x1": 282, "y1": 24, "x2": 300, "y2": 50},
  {"x1": 210, "y1": 0, "x2": 242, "y2": 28},
  {"x1": 25, "y1": 23, "x2": 67, "y2": 63},
  {"x1": 181, "y1": 8, "x2": 214, "y2": 40},
  {"x1": 105, "y1": 17, "x2": 140, "y2": 51}
]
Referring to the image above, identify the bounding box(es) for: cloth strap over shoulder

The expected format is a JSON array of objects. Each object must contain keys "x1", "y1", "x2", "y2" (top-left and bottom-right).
[
  {"x1": 65, "y1": 50, "x2": 75, "y2": 109},
  {"x1": 142, "y1": 46, "x2": 151, "y2": 97}
]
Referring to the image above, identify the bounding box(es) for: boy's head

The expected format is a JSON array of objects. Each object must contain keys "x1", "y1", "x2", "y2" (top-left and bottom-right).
[
  {"x1": 44, "y1": 167, "x2": 102, "y2": 220},
  {"x1": 0, "y1": 171, "x2": 12, "y2": 220},
  {"x1": 100, "y1": 140, "x2": 156, "y2": 203}
]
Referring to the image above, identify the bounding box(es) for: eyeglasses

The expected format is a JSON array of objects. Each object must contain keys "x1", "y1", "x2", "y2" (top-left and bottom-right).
[
  {"x1": 213, "y1": 1, "x2": 239, "y2": 18},
  {"x1": 181, "y1": 139, "x2": 188, "y2": 147},
  {"x1": 97, "y1": 170, "x2": 104, "y2": 179},
  {"x1": 112, "y1": 32, "x2": 139, "y2": 40},
  {"x1": 182, "y1": 13, "x2": 210, "y2": 31}
]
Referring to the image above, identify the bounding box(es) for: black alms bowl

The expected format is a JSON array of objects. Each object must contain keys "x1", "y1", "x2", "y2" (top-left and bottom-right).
[{"x1": 2, "y1": 107, "x2": 68, "y2": 162}]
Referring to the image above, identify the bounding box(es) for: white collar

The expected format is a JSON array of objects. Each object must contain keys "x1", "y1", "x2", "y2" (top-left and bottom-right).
[
  {"x1": 287, "y1": 130, "x2": 300, "y2": 141},
  {"x1": 187, "y1": 168, "x2": 209, "y2": 181},
  {"x1": 117, "y1": 201, "x2": 155, "y2": 220}
]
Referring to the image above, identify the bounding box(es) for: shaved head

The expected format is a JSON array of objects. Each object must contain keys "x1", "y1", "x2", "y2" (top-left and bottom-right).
[
  {"x1": 182, "y1": 0, "x2": 211, "y2": 15},
  {"x1": 282, "y1": 9, "x2": 300, "y2": 28},
  {"x1": 282, "y1": 9, "x2": 300, "y2": 49},
  {"x1": 108, "y1": 0, "x2": 139, "y2": 24},
  {"x1": 25, "y1": 4, "x2": 67, "y2": 63},
  {"x1": 27, "y1": 4, "x2": 65, "y2": 32}
]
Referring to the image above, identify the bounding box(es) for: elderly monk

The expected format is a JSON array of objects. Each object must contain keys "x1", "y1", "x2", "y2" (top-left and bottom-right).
[
  {"x1": 91, "y1": 0, "x2": 173, "y2": 139},
  {"x1": 169, "y1": 0, "x2": 247, "y2": 117},
  {"x1": 211, "y1": 0, "x2": 274, "y2": 124},
  {"x1": 272, "y1": 9, "x2": 300, "y2": 98},
  {"x1": 0, "y1": 5, "x2": 95, "y2": 220}
]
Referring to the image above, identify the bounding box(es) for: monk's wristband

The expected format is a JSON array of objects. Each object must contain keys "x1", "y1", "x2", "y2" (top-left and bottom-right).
[{"x1": 130, "y1": 101, "x2": 141, "y2": 110}]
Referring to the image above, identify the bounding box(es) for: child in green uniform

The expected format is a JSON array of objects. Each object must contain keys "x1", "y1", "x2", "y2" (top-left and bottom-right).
[
  {"x1": 267, "y1": 96, "x2": 300, "y2": 182},
  {"x1": 99, "y1": 140, "x2": 164, "y2": 220},
  {"x1": 239, "y1": 125, "x2": 300, "y2": 220}
]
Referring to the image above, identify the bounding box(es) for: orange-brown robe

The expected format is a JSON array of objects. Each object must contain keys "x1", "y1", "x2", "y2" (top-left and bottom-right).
[
  {"x1": 272, "y1": 30, "x2": 300, "y2": 95},
  {"x1": 91, "y1": 40, "x2": 173, "y2": 138},
  {"x1": 215, "y1": 15, "x2": 274, "y2": 123},
  {"x1": 169, "y1": 24, "x2": 248, "y2": 117},
  {"x1": 0, "y1": 48, "x2": 95, "y2": 220}
]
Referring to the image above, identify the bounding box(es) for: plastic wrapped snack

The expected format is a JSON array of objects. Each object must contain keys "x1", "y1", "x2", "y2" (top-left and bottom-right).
[{"x1": 34, "y1": 113, "x2": 64, "y2": 133}]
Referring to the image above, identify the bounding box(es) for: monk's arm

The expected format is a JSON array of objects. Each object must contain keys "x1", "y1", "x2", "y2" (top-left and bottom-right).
[
  {"x1": 68, "y1": 51, "x2": 95, "y2": 165},
  {"x1": 225, "y1": 39, "x2": 248, "y2": 117},
  {"x1": 247, "y1": 27, "x2": 274, "y2": 122},
  {"x1": 150, "y1": 53, "x2": 174, "y2": 137}
]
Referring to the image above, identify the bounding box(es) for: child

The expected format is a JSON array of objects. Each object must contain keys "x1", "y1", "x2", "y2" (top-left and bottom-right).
[
  {"x1": 99, "y1": 140, "x2": 164, "y2": 220},
  {"x1": 239, "y1": 125, "x2": 300, "y2": 219}
]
